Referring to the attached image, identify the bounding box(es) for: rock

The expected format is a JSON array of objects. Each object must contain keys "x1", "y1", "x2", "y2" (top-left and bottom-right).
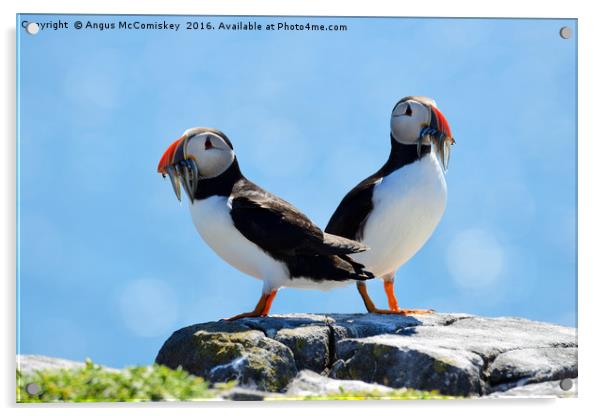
[
  {"x1": 330, "y1": 334, "x2": 484, "y2": 395},
  {"x1": 18, "y1": 355, "x2": 85, "y2": 374},
  {"x1": 155, "y1": 320, "x2": 297, "y2": 392},
  {"x1": 286, "y1": 370, "x2": 393, "y2": 397},
  {"x1": 428, "y1": 316, "x2": 577, "y2": 362},
  {"x1": 17, "y1": 355, "x2": 117, "y2": 374},
  {"x1": 238, "y1": 313, "x2": 332, "y2": 338},
  {"x1": 487, "y1": 378, "x2": 577, "y2": 398},
  {"x1": 237, "y1": 314, "x2": 334, "y2": 373},
  {"x1": 327, "y1": 312, "x2": 471, "y2": 341},
  {"x1": 218, "y1": 387, "x2": 281, "y2": 401},
  {"x1": 274, "y1": 326, "x2": 331, "y2": 373},
  {"x1": 329, "y1": 316, "x2": 576, "y2": 396},
  {"x1": 155, "y1": 313, "x2": 577, "y2": 397},
  {"x1": 487, "y1": 347, "x2": 577, "y2": 388}
]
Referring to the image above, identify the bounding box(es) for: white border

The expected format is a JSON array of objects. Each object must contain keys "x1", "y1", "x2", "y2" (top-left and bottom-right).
[{"x1": 2, "y1": 1, "x2": 600, "y2": 415}]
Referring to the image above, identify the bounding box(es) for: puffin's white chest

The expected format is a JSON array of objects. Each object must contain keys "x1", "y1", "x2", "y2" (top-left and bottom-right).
[
  {"x1": 352, "y1": 152, "x2": 447, "y2": 277},
  {"x1": 188, "y1": 196, "x2": 287, "y2": 282}
]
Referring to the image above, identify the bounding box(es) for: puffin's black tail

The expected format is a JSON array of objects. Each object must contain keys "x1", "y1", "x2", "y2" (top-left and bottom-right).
[
  {"x1": 287, "y1": 253, "x2": 375, "y2": 283},
  {"x1": 336, "y1": 254, "x2": 375, "y2": 281}
]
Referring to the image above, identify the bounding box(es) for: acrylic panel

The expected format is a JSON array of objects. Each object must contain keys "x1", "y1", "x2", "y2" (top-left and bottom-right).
[{"x1": 16, "y1": 14, "x2": 577, "y2": 402}]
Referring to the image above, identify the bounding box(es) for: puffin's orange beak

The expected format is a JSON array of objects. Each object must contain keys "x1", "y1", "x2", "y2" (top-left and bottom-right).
[
  {"x1": 158, "y1": 134, "x2": 198, "y2": 203},
  {"x1": 421, "y1": 106, "x2": 455, "y2": 171},
  {"x1": 431, "y1": 106, "x2": 454, "y2": 145},
  {"x1": 157, "y1": 135, "x2": 185, "y2": 174}
]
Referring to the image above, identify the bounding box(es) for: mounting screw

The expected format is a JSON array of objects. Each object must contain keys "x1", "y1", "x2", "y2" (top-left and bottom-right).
[
  {"x1": 559, "y1": 26, "x2": 572, "y2": 39},
  {"x1": 25, "y1": 382, "x2": 41, "y2": 395},
  {"x1": 25, "y1": 22, "x2": 40, "y2": 35},
  {"x1": 559, "y1": 378, "x2": 573, "y2": 391}
]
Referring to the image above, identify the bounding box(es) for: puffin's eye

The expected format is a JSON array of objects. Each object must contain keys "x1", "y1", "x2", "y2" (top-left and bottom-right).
[
  {"x1": 404, "y1": 104, "x2": 413, "y2": 116},
  {"x1": 205, "y1": 137, "x2": 213, "y2": 150}
]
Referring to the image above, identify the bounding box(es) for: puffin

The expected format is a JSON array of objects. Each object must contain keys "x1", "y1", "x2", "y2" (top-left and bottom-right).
[
  {"x1": 325, "y1": 96, "x2": 455, "y2": 315},
  {"x1": 157, "y1": 127, "x2": 374, "y2": 320}
]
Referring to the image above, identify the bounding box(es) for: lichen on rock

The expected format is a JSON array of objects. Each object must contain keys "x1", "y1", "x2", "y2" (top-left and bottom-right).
[
  {"x1": 154, "y1": 313, "x2": 577, "y2": 397},
  {"x1": 155, "y1": 320, "x2": 297, "y2": 392}
]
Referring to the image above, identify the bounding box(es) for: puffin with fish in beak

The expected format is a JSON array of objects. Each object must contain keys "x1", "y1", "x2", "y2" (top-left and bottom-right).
[
  {"x1": 326, "y1": 96, "x2": 455, "y2": 314},
  {"x1": 157, "y1": 127, "x2": 374, "y2": 320}
]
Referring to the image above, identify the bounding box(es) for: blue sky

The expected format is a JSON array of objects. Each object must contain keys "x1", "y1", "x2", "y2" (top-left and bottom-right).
[{"x1": 17, "y1": 15, "x2": 577, "y2": 368}]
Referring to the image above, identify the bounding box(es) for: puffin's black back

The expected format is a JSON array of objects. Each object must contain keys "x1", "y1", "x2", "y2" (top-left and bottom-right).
[{"x1": 325, "y1": 138, "x2": 431, "y2": 240}]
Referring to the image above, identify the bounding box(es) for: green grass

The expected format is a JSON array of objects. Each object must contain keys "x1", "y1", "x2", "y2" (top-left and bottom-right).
[
  {"x1": 17, "y1": 359, "x2": 456, "y2": 402},
  {"x1": 17, "y1": 359, "x2": 216, "y2": 403},
  {"x1": 294, "y1": 386, "x2": 455, "y2": 400}
]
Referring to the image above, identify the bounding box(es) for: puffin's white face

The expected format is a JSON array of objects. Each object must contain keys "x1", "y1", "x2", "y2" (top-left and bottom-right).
[
  {"x1": 183, "y1": 131, "x2": 235, "y2": 178},
  {"x1": 390, "y1": 96, "x2": 455, "y2": 170},
  {"x1": 390, "y1": 99, "x2": 433, "y2": 145},
  {"x1": 157, "y1": 127, "x2": 236, "y2": 202}
]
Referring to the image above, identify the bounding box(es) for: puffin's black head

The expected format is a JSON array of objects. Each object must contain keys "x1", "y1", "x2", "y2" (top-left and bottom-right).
[
  {"x1": 390, "y1": 96, "x2": 455, "y2": 170},
  {"x1": 157, "y1": 127, "x2": 236, "y2": 202}
]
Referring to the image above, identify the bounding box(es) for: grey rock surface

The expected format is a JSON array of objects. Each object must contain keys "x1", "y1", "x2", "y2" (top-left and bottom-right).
[
  {"x1": 18, "y1": 355, "x2": 86, "y2": 374},
  {"x1": 286, "y1": 370, "x2": 393, "y2": 397},
  {"x1": 155, "y1": 313, "x2": 577, "y2": 397},
  {"x1": 487, "y1": 378, "x2": 577, "y2": 398},
  {"x1": 488, "y1": 347, "x2": 577, "y2": 387},
  {"x1": 274, "y1": 326, "x2": 331, "y2": 373},
  {"x1": 218, "y1": 387, "x2": 280, "y2": 401},
  {"x1": 330, "y1": 334, "x2": 484, "y2": 395},
  {"x1": 155, "y1": 320, "x2": 297, "y2": 392},
  {"x1": 17, "y1": 355, "x2": 117, "y2": 374},
  {"x1": 327, "y1": 312, "x2": 471, "y2": 341}
]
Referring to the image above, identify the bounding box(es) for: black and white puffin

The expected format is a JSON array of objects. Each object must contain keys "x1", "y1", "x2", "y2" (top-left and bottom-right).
[
  {"x1": 157, "y1": 127, "x2": 374, "y2": 320},
  {"x1": 325, "y1": 96, "x2": 455, "y2": 315}
]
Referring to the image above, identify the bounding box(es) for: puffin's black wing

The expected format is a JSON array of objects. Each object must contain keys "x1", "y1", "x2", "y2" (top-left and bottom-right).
[
  {"x1": 286, "y1": 252, "x2": 374, "y2": 282},
  {"x1": 325, "y1": 176, "x2": 380, "y2": 240},
  {"x1": 230, "y1": 181, "x2": 367, "y2": 257}
]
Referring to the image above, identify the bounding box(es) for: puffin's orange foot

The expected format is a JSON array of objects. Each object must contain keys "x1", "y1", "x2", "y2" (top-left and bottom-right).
[
  {"x1": 357, "y1": 282, "x2": 434, "y2": 316},
  {"x1": 367, "y1": 306, "x2": 435, "y2": 315},
  {"x1": 397, "y1": 308, "x2": 435, "y2": 315},
  {"x1": 368, "y1": 307, "x2": 404, "y2": 315},
  {"x1": 222, "y1": 289, "x2": 278, "y2": 322},
  {"x1": 384, "y1": 280, "x2": 400, "y2": 311}
]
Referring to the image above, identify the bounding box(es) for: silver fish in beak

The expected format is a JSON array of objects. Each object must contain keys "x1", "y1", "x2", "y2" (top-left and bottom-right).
[
  {"x1": 436, "y1": 132, "x2": 455, "y2": 171},
  {"x1": 180, "y1": 159, "x2": 198, "y2": 203},
  {"x1": 165, "y1": 165, "x2": 181, "y2": 202},
  {"x1": 419, "y1": 106, "x2": 455, "y2": 171},
  {"x1": 157, "y1": 135, "x2": 199, "y2": 203}
]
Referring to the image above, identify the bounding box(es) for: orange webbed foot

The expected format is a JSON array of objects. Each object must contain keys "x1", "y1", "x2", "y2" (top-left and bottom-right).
[
  {"x1": 367, "y1": 307, "x2": 435, "y2": 315},
  {"x1": 221, "y1": 289, "x2": 277, "y2": 321}
]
